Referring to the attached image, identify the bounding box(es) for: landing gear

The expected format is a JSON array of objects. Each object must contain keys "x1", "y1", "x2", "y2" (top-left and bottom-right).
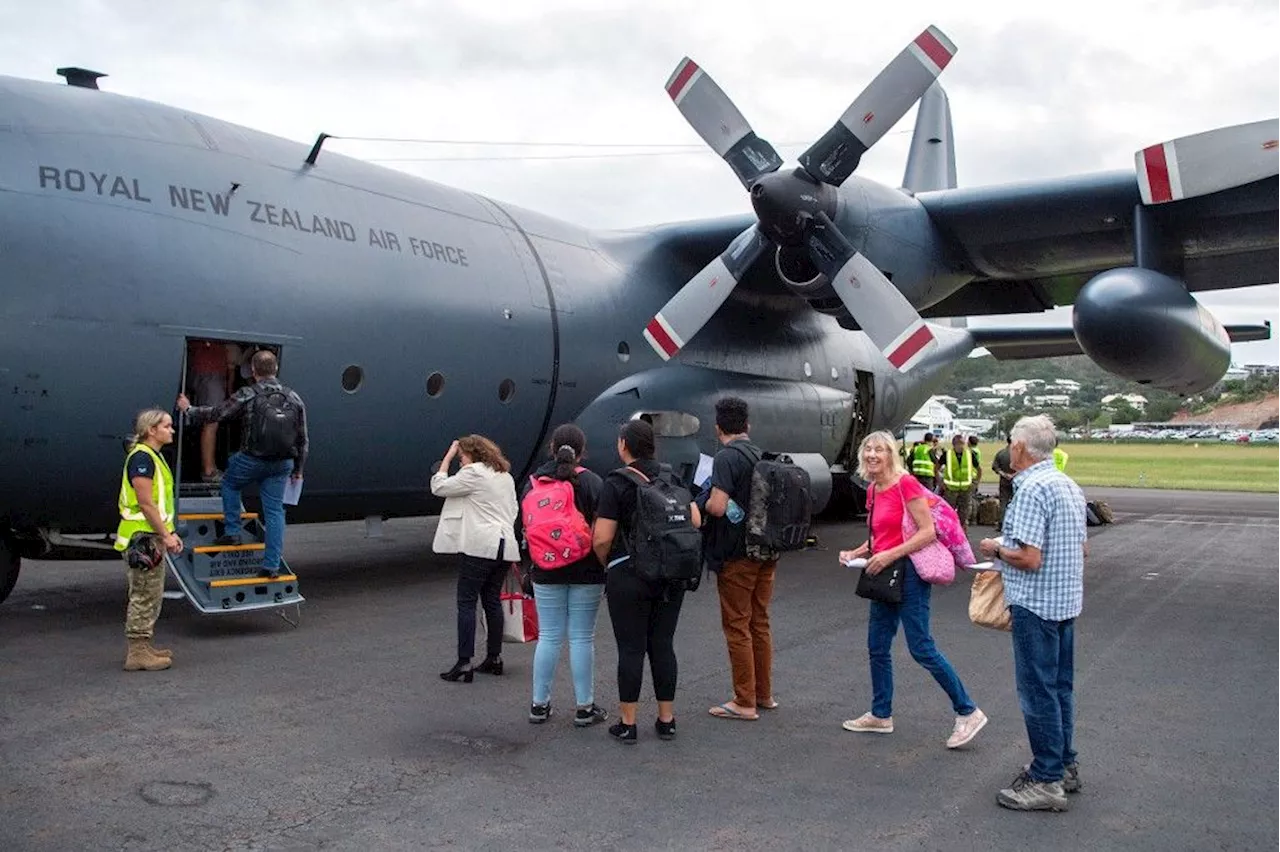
[{"x1": 0, "y1": 535, "x2": 20, "y2": 606}]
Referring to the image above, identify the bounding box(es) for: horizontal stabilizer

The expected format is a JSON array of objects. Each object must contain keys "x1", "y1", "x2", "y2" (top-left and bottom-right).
[{"x1": 970, "y1": 323, "x2": 1270, "y2": 361}]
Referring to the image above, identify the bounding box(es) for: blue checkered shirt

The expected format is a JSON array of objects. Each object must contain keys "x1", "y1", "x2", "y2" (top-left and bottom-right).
[{"x1": 999, "y1": 458, "x2": 1087, "y2": 621}]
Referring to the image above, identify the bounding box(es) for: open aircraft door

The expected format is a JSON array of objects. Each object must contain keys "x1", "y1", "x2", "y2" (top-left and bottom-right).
[{"x1": 165, "y1": 333, "x2": 303, "y2": 622}]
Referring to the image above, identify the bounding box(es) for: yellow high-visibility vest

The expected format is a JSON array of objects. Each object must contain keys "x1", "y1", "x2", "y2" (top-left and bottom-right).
[
  {"x1": 911, "y1": 444, "x2": 935, "y2": 477},
  {"x1": 1054, "y1": 447, "x2": 1069, "y2": 473},
  {"x1": 942, "y1": 449, "x2": 974, "y2": 490},
  {"x1": 114, "y1": 443, "x2": 175, "y2": 551}
]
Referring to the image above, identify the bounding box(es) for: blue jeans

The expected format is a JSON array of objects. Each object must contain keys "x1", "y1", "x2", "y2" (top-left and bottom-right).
[
  {"x1": 532, "y1": 583, "x2": 603, "y2": 706},
  {"x1": 221, "y1": 451, "x2": 294, "y2": 569},
  {"x1": 1011, "y1": 605, "x2": 1077, "y2": 782},
  {"x1": 867, "y1": 561, "x2": 976, "y2": 718}
]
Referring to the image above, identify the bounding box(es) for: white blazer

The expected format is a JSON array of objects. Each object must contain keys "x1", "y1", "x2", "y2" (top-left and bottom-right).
[{"x1": 430, "y1": 462, "x2": 519, "y2": 561}]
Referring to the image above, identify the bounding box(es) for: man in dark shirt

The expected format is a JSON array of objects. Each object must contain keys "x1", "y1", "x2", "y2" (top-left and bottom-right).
[
  {"x1": 177, "y1": 349, "x2": 308, "y2": 578},
  {"x1": 703, "y1": 397, "x2": 776, "y2": 722},
  {"x1": 992, "y1": 436, "x2": 1015, "y2": 532}
]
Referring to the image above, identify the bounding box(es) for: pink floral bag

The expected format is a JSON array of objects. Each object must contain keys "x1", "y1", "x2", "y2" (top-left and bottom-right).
[{"x1": 900, "y1": 486, "x2": 974, "y2": 585}]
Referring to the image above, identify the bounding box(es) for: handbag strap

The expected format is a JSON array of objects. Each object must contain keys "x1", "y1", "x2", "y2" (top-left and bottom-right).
[{"x1": 867, "y1": 485, "x2": 875, "y2": 554}]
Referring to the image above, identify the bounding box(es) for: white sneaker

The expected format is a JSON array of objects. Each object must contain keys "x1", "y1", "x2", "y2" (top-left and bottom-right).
[
  {"x1": 947, "y1": 708, "x2": 988, "y2": 749},
  {"x1": 842, "y1": 712, "x2": 894, "y2": 733}
]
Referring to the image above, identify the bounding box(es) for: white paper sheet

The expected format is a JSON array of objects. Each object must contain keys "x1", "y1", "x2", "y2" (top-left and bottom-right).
[
  {"x1": 282, "y1": 477, "x2": 304, "y2": 506},
  {"x1": 693, "y1": 453, "x2": 715, "y2": 488}
]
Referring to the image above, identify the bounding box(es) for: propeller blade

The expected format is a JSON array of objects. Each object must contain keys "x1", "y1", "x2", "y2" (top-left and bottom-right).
[
  {"x1": 1136, "y1": 118, "x2": 1279, "y2": 204},
  {"x1": 798, "y1": 26, "x2": 957, "y2": 186},
  {"x1": 666, "y1": 57, "x2": 784, "y2": 189},
  {"x1": 806, "y1": 214, "x2": 937, "y2": 372},
  {"x1": 643, "y1": 225, "x2": 771, "y2": 360}
]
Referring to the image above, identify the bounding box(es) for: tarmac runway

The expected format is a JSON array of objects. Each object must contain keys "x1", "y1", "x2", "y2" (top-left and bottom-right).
[{"x1": 1, "y1": 486, "x2": 1276, "y2": 851}]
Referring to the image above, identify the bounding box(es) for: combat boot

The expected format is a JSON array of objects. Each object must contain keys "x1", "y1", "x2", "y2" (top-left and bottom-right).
[
  {"x1": 124, "y1": 638, "x2": 171, "y2": 671},
  {"x1": 147, "y1": 641, "x2": 173, "y2": 661}
]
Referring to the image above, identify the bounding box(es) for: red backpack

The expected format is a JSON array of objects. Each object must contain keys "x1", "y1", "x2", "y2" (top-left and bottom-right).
[{"x1": 522, "y1": 472, "x2": 592, "y2": 569}]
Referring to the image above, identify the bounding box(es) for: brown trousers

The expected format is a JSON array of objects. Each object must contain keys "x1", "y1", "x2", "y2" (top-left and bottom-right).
[{"x1": 716, "y1": 557, "x2": 777, "y2": 708}]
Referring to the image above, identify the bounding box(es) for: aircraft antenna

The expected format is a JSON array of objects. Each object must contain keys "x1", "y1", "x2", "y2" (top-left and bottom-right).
[{"x1": 304, "y1": 133, "x2": 332, "y2": 167}]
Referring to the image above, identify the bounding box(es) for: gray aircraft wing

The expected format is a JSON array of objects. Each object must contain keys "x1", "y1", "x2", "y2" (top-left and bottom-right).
[{"x1": 916, "y1": 170, "x2": 1279, "y2": 318}]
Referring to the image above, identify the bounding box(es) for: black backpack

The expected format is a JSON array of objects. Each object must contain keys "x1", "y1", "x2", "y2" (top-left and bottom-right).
[
  {"x1": 247, "y1": 385, "x2": 301, "y2": 460},
  {"x1": 732, "y1": 445, "x2": 813, "y2": 561},
  {"x1": 616, "y1": 466, "x2": 703, "y2": 589}
]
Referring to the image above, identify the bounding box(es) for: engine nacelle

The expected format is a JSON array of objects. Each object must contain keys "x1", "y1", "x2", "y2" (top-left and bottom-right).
[
  {"x1": 773, "y1": 246, "x2": 848, "y2": 318},
  {"x1": 1073, "y1": 268, "x2": 1231, "y2": 395}
]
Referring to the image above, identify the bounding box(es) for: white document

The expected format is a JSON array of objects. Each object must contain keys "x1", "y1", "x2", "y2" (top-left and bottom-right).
[
  {"x1": 841, "y1": 557, "x2": 868, "y2": 569},
  {"x1": 282, "y1": 477, "x2": 304, "y2": 506},
  {"x1": 693, "y1": 453, "x2": 715, "y2": 488}
]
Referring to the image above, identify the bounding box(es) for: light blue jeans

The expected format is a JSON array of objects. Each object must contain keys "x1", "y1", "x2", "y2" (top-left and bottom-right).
[
  {"x1": 221, "y1": 451, "x2": 293, "y2": 569},
  {"x1": 532, "y1": 583, "x2": 603, "y2": 707}
]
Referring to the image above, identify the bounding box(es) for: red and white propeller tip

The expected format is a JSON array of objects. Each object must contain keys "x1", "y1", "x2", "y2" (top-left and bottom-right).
[{"x1": 1137, "y1": 118, "x2": 1279, "y2": 205}]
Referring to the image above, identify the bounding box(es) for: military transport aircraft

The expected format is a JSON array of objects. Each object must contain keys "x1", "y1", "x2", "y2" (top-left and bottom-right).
[{"x1": 0, "y1": 26, "x2": 1275, "y2": 606}]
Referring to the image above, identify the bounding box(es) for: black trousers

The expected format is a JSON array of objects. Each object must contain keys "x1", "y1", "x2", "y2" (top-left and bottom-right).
[
  {"x1": 606, "y1": 566, "x2": 685, "y2": 703},
  {"x1": 457, "y1": 553, "x2": 506, "y2": 661}
]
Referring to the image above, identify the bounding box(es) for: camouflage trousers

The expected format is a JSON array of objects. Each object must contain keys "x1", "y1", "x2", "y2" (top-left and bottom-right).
[
  {"x1": 124, "y1": 550, "x2": 166, "y2": 640},
  {"x1": 942, "y1": 487, "x2": 973, "y2": 529}
]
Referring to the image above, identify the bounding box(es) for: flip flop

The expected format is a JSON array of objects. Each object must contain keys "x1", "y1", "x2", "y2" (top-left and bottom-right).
[
  {"x1": 709, "y1": 702, "x2": 759, "y2": 721},
  {"x1": 758, "y1": 699, "x2": 779, "y2": 710}
]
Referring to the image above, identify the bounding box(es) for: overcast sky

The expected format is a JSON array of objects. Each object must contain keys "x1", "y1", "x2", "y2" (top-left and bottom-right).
[{"x1": 2, "y1": 0, "x2": 1276, "y2": 363}]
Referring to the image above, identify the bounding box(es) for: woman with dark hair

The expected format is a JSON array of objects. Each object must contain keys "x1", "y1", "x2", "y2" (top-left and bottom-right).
[
  {"x1": 519, "y1": 424, "x2": 608, "y2": 726},
  {"x1": 431, "y1": 434, "x2": 519, "y2": 683},
  {"x1": 592, "y1": 419, "x2": 702, "y2": 744}
]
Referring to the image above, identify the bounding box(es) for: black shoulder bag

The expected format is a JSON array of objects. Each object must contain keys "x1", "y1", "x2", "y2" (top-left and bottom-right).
[{"x1": 854, "y1": 486, "x2": 905, "y2": 604}]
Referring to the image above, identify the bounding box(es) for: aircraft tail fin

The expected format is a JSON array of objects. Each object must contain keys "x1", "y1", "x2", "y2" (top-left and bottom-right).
[{"x1": 902, "y1": 82, "x2": 956, "y2": 193}]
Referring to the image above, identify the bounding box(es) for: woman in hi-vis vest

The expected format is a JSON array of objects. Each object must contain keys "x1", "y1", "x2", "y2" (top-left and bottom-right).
[{"x1": 114, "y1": 409, "x2": 184, "y2": 671}]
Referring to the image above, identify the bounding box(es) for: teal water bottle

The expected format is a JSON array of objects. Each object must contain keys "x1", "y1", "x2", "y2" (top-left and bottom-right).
[{"x1": 726, "y1": 498, "x2": 745, "y2": 524}]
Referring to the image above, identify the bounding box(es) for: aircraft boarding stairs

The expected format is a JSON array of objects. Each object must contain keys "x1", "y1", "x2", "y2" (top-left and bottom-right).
[{"x1": 165, "y1": 485, "x2": 304, "y2": 624}]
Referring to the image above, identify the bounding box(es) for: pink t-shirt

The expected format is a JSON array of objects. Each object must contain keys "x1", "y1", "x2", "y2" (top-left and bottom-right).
[{"x1": 865, "y1": 475, "x2": 933, "y2": 552}]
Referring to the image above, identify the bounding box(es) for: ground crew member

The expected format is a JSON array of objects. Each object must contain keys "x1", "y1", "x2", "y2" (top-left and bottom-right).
[
  {"x1": 115, "y1": 409, "x2": 184, "y2": 671},
  {"x1": 1053, "y1": 444, "x2": 1069, "y2": 473},
  {"x1": 941, "y1": 433, "x2": 977, "y2": 530},
  {"x1": 910, "y1": 433, "x2": 937, "y2": 490},
  {"x1": 968, "y1": 435, "x2": 984, "y2": 524}
]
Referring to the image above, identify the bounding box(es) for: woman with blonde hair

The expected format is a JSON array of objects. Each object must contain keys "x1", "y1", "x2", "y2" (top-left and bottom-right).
[
  {"x1": 839, "y1": 430, "x2": 986, "y2": 748},
  {"x1": 431, "y1": 434, "x2": 519, "y2": 683},
  {"x1": 115, "y1": 408, "x2": 184, "y2": 671}
]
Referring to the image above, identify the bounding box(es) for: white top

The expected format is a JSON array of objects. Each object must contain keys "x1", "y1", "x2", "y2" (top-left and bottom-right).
[{"x1": 430, "y1": 463, "x2": 519, "y2": 561}]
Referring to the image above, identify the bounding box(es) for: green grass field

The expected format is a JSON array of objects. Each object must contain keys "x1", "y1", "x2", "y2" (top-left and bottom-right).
[{"x1": 975, "y1": 441, "x2": 1279, "y2": 493}]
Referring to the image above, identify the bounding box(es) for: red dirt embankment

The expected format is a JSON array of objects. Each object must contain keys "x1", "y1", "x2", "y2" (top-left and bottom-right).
[{"x1": 1171, "y1": 393, "x2": 1279, "y2": 428}]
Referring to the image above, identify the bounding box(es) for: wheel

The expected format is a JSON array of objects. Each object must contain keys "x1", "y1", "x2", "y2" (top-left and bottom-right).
[{"x1": 0, "y1": 536, "x2": 19, "y2": 605}]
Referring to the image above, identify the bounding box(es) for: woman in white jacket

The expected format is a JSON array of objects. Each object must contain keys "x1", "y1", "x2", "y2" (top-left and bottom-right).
[{"x1": 431, "y1": 434, "x2": 519, "y2": 683}]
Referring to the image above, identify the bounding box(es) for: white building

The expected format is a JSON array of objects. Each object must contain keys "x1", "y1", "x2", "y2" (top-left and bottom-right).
[
  {"x1": 1102, "y1": 393, "x2": 1148, "y2": 412},
  {"x1": 978, "y1": 397, "x2": 1006, "y2": 407},
  {"x1": 1032, "y1": 394, "x2": 1072, "y2": 408},
  {"x1": 1053, "y1": 379, "x2": 1081, "y2": 392}
]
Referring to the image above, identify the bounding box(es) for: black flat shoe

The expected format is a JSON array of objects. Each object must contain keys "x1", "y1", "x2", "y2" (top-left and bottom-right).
[
  {"x1": 440, "y1": 660, "x2": 474, "y2": 683},
  {"x1": 608, "y1": 721, "x2": 637, "y2": 744},
  {"x1": 655, "y1": 717, "x2": 677, "y2": 740},
  {"x1": 474, "y1": 656, "x2": 503, "y2": 676}
]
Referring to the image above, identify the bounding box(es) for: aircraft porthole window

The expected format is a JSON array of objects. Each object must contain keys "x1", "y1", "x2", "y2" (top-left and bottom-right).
[
  {"x1": 341, "y1": 365, "x2": 364, "y2": 394},
  {"x1": 617, "y1": 341, "x2": 630, "y2": 363},
  {"x1": 426, "y1": 372, "x2": 445, "y2": 398},
  {"x1": 498, "y1": 379, "x2": 516, "y2": 403},
  {"x1": 803, "y1": 361, "x2": 813, "y2": 378}
]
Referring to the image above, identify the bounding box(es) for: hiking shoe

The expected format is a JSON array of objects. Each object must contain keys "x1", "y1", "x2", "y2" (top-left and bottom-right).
[
  {"x1": 997, "y1": 772, "x2": 1070, "y2": 812},
  {"x1": 947, "y1": 708, "x2": 988, "y2": 749},
  {"x1": 654, "y1": 718, "x2": 677, "y2": 740},
  {"x1": 1024, "y1": 762, "x2": 1081, "y2": 793},
  {"x1": 574, "y1": 705, "x2": 608, "y2": 727},
  {"x1": 528, "y1": 703, "x2": 552, "y2": 724},
  {"x1": 842, "y1": 713, "x2": 894, "y2": 734},
  {"x1": 608, "y1": 721, "x2": 637, "y2": 744}
]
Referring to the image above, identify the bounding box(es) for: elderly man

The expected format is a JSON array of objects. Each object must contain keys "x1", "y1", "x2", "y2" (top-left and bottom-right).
[{"x1": 979, "y1": 415, "x2": 1087, "y2": 812}]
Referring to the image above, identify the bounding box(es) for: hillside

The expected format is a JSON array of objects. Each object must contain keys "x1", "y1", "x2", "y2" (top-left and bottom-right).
[{"x1": 1171, "y1": 393, "x2": 1279, "y2": 428}]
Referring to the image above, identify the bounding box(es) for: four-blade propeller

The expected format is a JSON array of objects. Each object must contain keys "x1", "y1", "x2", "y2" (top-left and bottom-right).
[{"x1": 643, "y1": 26, "x2": 957, "y2": 370}]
